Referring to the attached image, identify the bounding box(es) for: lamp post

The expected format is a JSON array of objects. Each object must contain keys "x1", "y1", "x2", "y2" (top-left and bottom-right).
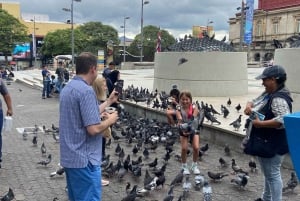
[
  {"x1": 121, "y1": 16, "x2": 130, "y2": 65},
  {"x1": 140, "y1": 0, "x2": 149, "y2": 62},
  {"x1": 206, "y1": 19, "x2": 213, "y2": 37},
  {"x1": 63, "y1": 0, "x2": 81, "y2": 69},
  {"x1": 30, "y1": 16, "x2": 37, "y2": 67}
]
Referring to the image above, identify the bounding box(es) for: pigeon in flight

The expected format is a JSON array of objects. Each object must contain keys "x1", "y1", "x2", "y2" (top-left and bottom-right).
[{"x1": 178, "y1": 58, "x2": 188, "y2": 65}]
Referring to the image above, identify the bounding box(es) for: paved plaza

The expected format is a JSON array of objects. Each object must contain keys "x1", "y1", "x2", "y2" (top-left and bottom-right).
[{"x1": 0, "y1": 69, "x2": 299, "y2": 201}]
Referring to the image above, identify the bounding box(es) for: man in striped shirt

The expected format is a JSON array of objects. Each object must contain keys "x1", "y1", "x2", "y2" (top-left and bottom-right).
[{"x1": 59, "y1": 52, "x2": 118, "y2": 201}]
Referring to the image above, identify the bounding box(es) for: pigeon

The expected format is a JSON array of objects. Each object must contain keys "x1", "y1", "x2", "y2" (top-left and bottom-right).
[
  {"x1": 0, "y1": 188, "x2": 14, "y2": 201},
  {"x1": 147, "y1": 158, "x2": 158, "y2": 169},
  {"x1": 143, "y1": 147, "x2": 149, "y2": 159},
  {"x1": 231, "y1": 173, "x2": 249, "y2": 188},
  {"x1": 41, "y1": 142, "x2": 47, "y2": 156},
  {"x1": 227, "y1": 98, "x2": 231, "y2": 107},
  {"x1": 163, "y1": 185, "x2": 174, "y2": 201},
  {"x1": 207, "y1": 171, "x2": 229, "y2": 182},
  {"x1": 32, "y1": 135, "x2": 38, "y2": 146},
  {"x1": 221, "y1": 105, "x2": 230, "y2": 118},
  {"x1": 283, "y1": 171, "x2": 298, "y2": 192},
  {"x1": 248, "y1": 158, "x2": 257, "y2": 173},
  {"x1": 219, "y1": 157, "x2": 228, "y2": 168},
  {"x1": 231, "y1": 159, "x2": 248, "y2": 175},
  {"x1": 194, "y1": 175, "x2": 205, "y2": 191},
  {"x1": 18, "y1": 88, "x2": 22, "y2": 92},
  {"x1": 52, "y1": 132, "x2": 59, "y2": 143},
  {"x1": 121, "y1": 184, "x2": 138, "y2": 201},
  {"x1": 229, "y1": 115, "x2": 242, "y2": 131},
  {"x1": 115, "y1": 143, "x2": 122, "y2": 155},
  {"x1": 224, "y1": 144, "x2": 231, "y2": 156},
  {"x1": 200, "y1": 143, "x2": 209, "y2": 154},
  {"x1": 178, "y1": 58, "x2": 188, "y2": 65},
  {"x1": 235, "y1": 103, "x2": 242, "y2": 113},
  {"x1": 50, "y1": 164, "x2": 65, "y2": 177},
  {"x1": 105, "y1": 138, "x2": 112, "y2": 148},
  {"x1": 170, "y1": 169, "x2": 184, "y2": 186},
  {"x1": 37, "y1": 154, "x2": 52, "y2": 166},
  {"x1": 182, "y1": 176, "x2": 192, "y2": 200},
  {"x1": 203, "y1": 181, "x2": 212, "y2": 201}
]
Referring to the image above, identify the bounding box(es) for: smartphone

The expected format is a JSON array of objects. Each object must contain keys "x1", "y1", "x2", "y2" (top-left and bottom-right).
[{"x1": 114, "y1": 79, "x2": 124, "y2": 96}]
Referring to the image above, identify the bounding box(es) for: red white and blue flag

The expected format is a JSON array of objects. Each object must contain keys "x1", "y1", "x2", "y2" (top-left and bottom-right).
[{"x1": 156, "y1": 29, "x2": 161, "y2": 52}]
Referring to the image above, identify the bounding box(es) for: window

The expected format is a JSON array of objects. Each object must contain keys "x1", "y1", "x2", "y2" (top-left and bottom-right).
[
  {"x1": 296, "y1": 19, "x2": 300, "y2": 33},
  {"x1": 273, "y1": 22, "x2": 279, "y2": 34},
  {"x1": 256, "y1": 21, "x2": 262, "y2": 36}
]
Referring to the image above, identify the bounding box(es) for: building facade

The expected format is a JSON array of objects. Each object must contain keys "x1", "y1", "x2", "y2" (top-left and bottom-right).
[{"x1": 229, "y1": 0, "x2": 300, "y2": 62}]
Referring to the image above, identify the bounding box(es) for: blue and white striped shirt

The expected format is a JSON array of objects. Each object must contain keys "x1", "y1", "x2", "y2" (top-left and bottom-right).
[{"x1": 59, "y1": 76, "x2": 102, "y2": 168}]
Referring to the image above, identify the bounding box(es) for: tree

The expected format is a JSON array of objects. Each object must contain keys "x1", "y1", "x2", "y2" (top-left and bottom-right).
[
  {"x1": 127, "y1": 25, "x2": 176, "y2": 61},
  {"x1": 41, "y1": 21, "x2": 119, "y2": 61},
  {"x1": 41, "y1": 29, "x2": 87, "y2": 58},
  {"x1": 0, "y1": 9, "x2": 28, "y2": 64},
  {"x1": 78, "y1": 22, "x2": 119, "y2": 56}
]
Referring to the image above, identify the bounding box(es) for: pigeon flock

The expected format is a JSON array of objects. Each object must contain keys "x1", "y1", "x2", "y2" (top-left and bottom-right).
[
  {"x1": 1, "y1": 84, "x2": 299, "y2": 201},
  {"x1": 165, "y1": 36, "x2": 236, "y2": 52}
]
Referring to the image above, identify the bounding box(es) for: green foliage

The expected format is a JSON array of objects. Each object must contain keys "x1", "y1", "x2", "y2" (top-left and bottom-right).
[
  {"x1": 127, "y1": 25, "x2": 176, "y2": 61},
  {"x1": 41, "y1": 21, "x2": 119, "y2": 58},
  {"x1": 0, "y1": 9, "x2": 28, "y2": 60}
]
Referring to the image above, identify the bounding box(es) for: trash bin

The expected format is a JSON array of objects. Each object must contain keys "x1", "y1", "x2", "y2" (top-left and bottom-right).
[{"x1": 284, "y1": 112, "x2": 300, "y2": 180}]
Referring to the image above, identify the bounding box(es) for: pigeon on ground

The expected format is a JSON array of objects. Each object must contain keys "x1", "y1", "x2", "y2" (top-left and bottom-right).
[
  {"x1": 50, "y1": 164, "x2": 65, "y2": 177},
  {"x1": 283, "y1": 171, "x2": 298, "y2": 192},
  {"x1": 170, "y1": 169, "x2": 184, "y2": 186},
  {"x1": 207, "y1": 171, "x2": 229, "y2": 182},
  {"x1": 41, "y1": 142, "x2": 47, "y2": 156},
  {"x1": 200, "y1": 143, "x2": 209, "y2": 154},
  {"x1": 231, "y1": 173, "x2": 250, "y2": 189},
  {"x1": 194, "y1": 175, "x2": 205, "y2": 191},
  {"x1": 248, "y1": 158, "x2": 257, "y2": 173},
  {"x1": 163, "y1": 185, "x2": 174, "y2": 201},
  {"x1": 231, "y1": 159, "x2": 248, "y2": 175},
  {"x1": 219, "y1": 157, "x2": 228, "y2": 168},
  {"x1": 121, "y1": 184, "x2": 138, "y2": 201},
  {"x1": 0, "y1": 188, "x2": 14, "y2": 201},
  {"x1": 203, "y1": 181, "x2": 212, "y2": 201},
  {"x1": 37, "y1": 154, "x2": 52, "y2": 166},
  {"x1": 147, "y1": 158, "x2": 158, "y2": 169},
  {"x1": 182, "y1": 176, "x2": 192, "y2": 200},
  {"x1": 32, "y1": 135, "x2": 38, "y2": 146}
]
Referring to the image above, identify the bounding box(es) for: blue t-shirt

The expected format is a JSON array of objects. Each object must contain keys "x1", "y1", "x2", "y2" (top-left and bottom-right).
[{"x1": 59, "y1": 76, "x2": 102, "y2": 168}]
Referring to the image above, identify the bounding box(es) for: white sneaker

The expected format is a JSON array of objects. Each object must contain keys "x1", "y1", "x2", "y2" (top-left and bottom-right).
[
  {"x1": 191, "y1": 162, "x2": 200, "y2": 174},
  {"x1": 182, "y1": 164, "x2": 190, "y2": 175}
]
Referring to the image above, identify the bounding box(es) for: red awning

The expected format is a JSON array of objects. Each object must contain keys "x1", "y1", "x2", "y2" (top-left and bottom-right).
[{"x1": 9, "y1": 61, "x2": 16, "y2": 65}]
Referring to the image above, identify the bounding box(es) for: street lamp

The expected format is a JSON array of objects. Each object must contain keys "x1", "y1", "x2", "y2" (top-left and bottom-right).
[
  {"x1": 63, "y1": 0, "x2": 81, "y2": 69},
  {"x1": 120, "y1": 16, "x2": 130, "y2": 65},
  {"x1": 140, "y1": 0, "x2": 149, "y2": 62},
  {"x1": 206, "y1": 20, "x2": 213, "y2": 37},
  {"x1": 30, "y1": 16, "x2": 37, "y2": 67}
]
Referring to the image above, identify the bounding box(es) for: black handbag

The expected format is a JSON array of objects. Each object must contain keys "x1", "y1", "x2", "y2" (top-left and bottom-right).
[{"x1": 243, "y1": 125, "x2": 277, "y2": 158}]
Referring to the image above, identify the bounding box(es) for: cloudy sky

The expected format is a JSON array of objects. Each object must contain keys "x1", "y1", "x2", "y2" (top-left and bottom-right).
[{"x1": 4, "y1": 0, "x2": 258, "y2": 40}]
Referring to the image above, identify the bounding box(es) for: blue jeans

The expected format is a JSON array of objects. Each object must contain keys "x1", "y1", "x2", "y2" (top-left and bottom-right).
[
  {"x1": 55, "y1": 79, "x2": 64, "y2": 93},
  {"x1": 65, "y1": 162, "x2": 101, "y2": 201},
  {"x1": 42, "y1": 80, "x2": 51, "y2": 97},
  {"x1": 0, "y1": 110, "x2": 3, "y2": 160},
  {"x1": 258, "y1": 154, "x2": 284, "y2": 201}
]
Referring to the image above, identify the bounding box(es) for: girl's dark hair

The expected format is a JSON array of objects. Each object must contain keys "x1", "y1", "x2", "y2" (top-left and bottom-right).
[{"x1": 75, "y1": 52, "x2": 97, "y2": 74}]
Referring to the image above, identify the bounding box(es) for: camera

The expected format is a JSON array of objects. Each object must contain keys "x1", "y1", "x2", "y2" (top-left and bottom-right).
[{"x1": 114, "y1": 79, "x2": 124, "y2": 96}]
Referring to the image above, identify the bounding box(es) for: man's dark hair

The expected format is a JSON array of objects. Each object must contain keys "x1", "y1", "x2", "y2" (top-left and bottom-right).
[{"x1": 75, "y1": 52, "x2": 97, "y2": 74}]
